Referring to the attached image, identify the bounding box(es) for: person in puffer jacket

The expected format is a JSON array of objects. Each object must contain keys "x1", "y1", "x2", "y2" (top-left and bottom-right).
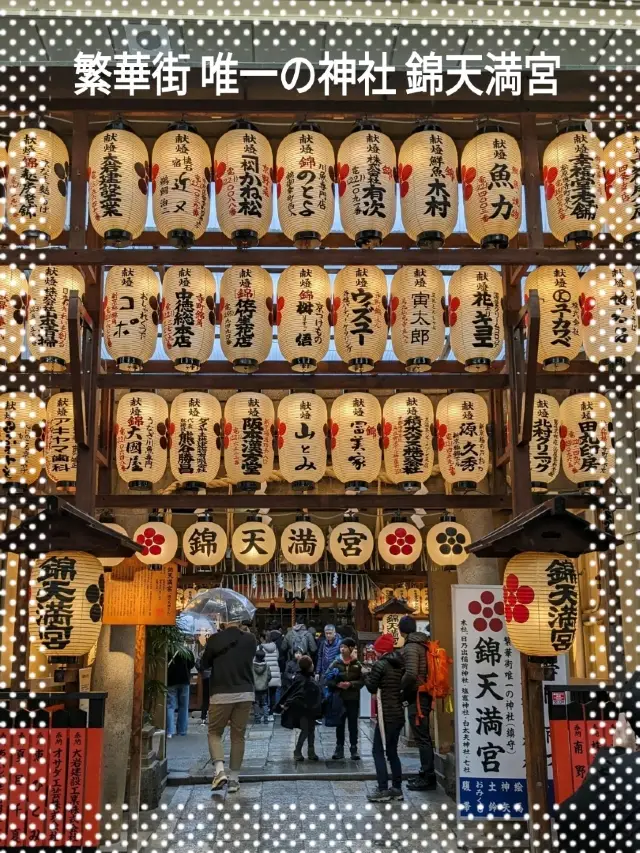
[
  {"x1": 252, "y1": 649, "x2": 272, "y2": 723},
  {"x1": 259, "y1": 633, "x2": 282, "y2": 715},
  {"x1": 399, "y1": 616, "x2": 436, "y2": 791}
]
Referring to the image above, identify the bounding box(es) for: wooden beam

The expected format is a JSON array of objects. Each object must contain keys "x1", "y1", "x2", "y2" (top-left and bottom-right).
[
  {"x1": 68, "y1": 111, "x2": 89, "y2": 251},
  {"x1": 127, "y1": 624, "x2": 146, "y2": 832},
  {"x1": 518, "y1": 288, "x2": 540, "y2": 446},
  {"x1": 67, "y1": 291, "x2": 88, "y2": 448},
  {"x1": 521, "y1": 113, "x2": 544, "y2": 251}
]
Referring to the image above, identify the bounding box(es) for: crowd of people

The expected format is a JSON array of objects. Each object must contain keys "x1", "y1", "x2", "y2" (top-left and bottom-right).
[{"x1": 169, "y1": 616, "x2": 437, "y2": 802}]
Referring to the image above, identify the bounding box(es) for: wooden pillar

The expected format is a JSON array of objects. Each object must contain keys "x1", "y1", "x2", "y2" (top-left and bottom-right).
[{"x1": 127, "y1": 625, "x2": 147, "y2": 829}]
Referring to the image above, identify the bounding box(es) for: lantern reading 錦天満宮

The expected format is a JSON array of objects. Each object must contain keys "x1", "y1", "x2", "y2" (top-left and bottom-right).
[
  {"x1": 170, "y1": 392, "x2": 221, "y2": 490},
  {"x1": 602, "y1": 130, "x2": 640, "y2": 244},
  {"x1": 529, "y1": 393, "x2": 561, "y2": 492},
  {"x1": 525, "y1": 266, "x2": 581, "y2": 371},
  {"x1": 162, "y1": 266, "x2": 216, "y2": 373},
  {"x1": 103, "y1": 265, "x2": 159, "y2": 372},
  {"x1": 333, "y1": 266, "x2": 388, "y2": 373},
  {"x1": 183, "y1": 516, "x2": 228, "y2": 566},
  {"x1": 560, "y1": 393, "x2": 612, "y2": 488},
  {"x1": 378, "y1": 522, "x2": 422, "y2": 566},
  {"x1": 382, "y1": 392, "x2": 434, "y2": 492},
  {"x1": 223, "y1": 392, "x2": 275, "y2": 492},
  {"x1": 580, "y1": 266, "x2": 638, "y2": 366},
  {"x1": 45, "y1": 392, "x2": 76, "y2": 491},
  {"x1": 0, "y1": 391, "x2": 44, "y2": 486},
  {"x1": 28, "y1": 266, "x2": 85, "y2": 372},
  {"x1": 115, "y1": 392, "x2": 168, "y2": 491},
  {"x1": 281, "y1": 519, "x2": 325, "y2": 566},
  {"x1": 232, "y1": 520, "x2": 276, "y2": 567},
  {"x1": 436, "y1": 393, "x2": 489, "y2": 491},
  {"x1": 276, "y1": 266, "x2": 331, "y2": 372},
  {"x1": 330, "y1": 392, "x2": 381, "y2": 492},
  {"x1": 329, "y1": 520, "x2": 374, "y2": 567},
  {"x1": 276, "y1": 393, "x2": 327, "y2": 491},
  {"x1": 389, "y1": 266, "x2": 445, "y2": 372},
  {"x1": 0, "y1": 267, "x2": 27, "y2": 367},
  {"x1": 219, "y1": 266, "x2": 273, "y2": 374},
  {"x1": 448, "y1": 266, "x2": 504, "y2": 372}
]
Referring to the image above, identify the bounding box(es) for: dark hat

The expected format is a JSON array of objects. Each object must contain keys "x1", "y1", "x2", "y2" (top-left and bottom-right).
[
  {"x1": 340, "y1": 638, "x2": 356, "y2": 649},
  {"x1": 398, "y1": 615, "x2": 417, "y2": 635},
  {"x1": 254, "y1": 648, "x2": 265, "y2": 662}
]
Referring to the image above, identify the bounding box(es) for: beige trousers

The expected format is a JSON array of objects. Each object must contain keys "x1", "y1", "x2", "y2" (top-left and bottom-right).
[{"x1": 207, "y1": 701, "x2": 253, "y2": 771}]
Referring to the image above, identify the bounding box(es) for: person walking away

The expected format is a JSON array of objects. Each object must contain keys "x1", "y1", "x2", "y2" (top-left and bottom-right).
[
  {"x1": 398, "y1": 615, "x2": 436, "y2": 791},
  {"x1": 166, "y1": 640, "x2": 195, "y2": 738},
  {"x1": 197, "y1": 649, "x2": 211, "y2": 727},
  {"x1": 200, "y1": 620, "x2": 257, "y2": 793},
  {"x1": 268, "y1": 622, "x2": 286, "y2": 674},
  {"x1": 276, "y1": 655, "x2": 322, "y2": 762},
  {"x1": 281, "y1": 620, "x2": 317, "y2": 662},
  {"x1": 260, "y1": 633, "x2": 282, "y2": 716},
  {"x1": 252, "y1": 648, "x2": 272, "y2": 723},
  {"x1": 315, "y1": 624, "x2": 343, "y2": 681},
  {"x1": 282, "y1": 650, "x2": 302, "y2": 692},
  {"x1": 364, "y1": 633, "x2": 406, "y2": 802},
  {"x1": 325, "y1": 638, "x2": 364, "y2": 760}
]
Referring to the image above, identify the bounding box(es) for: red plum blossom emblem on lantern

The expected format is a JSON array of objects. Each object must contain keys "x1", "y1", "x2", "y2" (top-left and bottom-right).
[
  {"x1": 336, "y1": 163, "x2": 350, "y2": 197},
  {"x1": 382, "y1": 420, "x2": 392, "y2": 449},
  {"x1": 136, "y1": 526, "x2": 166, "y2": 557},
  {"x1": 543, "y1": 165, "x2": 557, "y2": 201},
  {"x1": 385, "y1": 527, "x2": 416, "y2": 557},
  {"x1": 150, "y1": 163, "x2": 160, "y2": 194},
  {"x1": 468, "y1": 590, "x2": 504, "y2": 632},
  {"x1": 223, "y1": 421, "x2": 232, "y2": 449},
  {"x1": 388, "y1": 295, "x2": 399, "y2": 327},
  {"x1": 461, "y1": 165, "x2": 476, "y2": 201},
  {"x1": 214, "y1": 160, "x2": 226, "y2": 195},
  {"x1": 578, "y1": 292, "x2": 596, "y2": 327},
  {"x1": 397, "y1": 163, "x2": 412, "y2": 198},
  {"x1": 448, "y1": 296, "x2": 460, "y2": 327},
  {"x1": 503, "y1": 574, "x2": 534, "y2": 624},
  {"x1": 271, "y1": 165, "x2": 285, "y2": 198},
  {"x1": 559, "y1": 423, "x2": 568, "y2": 452},
  {"x1": 435, "y1": 419, "x2": 448, "y2": 451},
  {"x1": 276, "y1": 420, "x2": 286, "y2": 449}
]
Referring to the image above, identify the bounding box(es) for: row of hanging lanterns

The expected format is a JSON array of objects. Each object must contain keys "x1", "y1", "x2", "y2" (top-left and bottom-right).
[{"x1": 10, "y1": 121, "x2": 633, "y2": 248}]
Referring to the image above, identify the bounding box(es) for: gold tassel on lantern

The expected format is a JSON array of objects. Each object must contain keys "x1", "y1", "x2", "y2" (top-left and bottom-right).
[
  {"x1": 277, "y1": 266, "x2": 330, "y2": 373},
  {"x1": 333, "y1": 266, "x2": 388, "y2": 373},
  {"x1": 330, "y1": 392, "x2": 381, "y2": 492},
  {"x1": 219, "y1": 266, "x2": 273, "y2": 373},
  {"x1": 436, "y1": 393, "x2": 489, "y2": 491},
  {"x1": 0, "y1": 391, "x2": 44, "y2": 486},
  {"x1": 276, "y1": 122, "x2": 335, "y2": 249},
  {"x1": 382, "y1": 392, "x2": 434, "y2": 491},
  {"x1": 559, "y1": 392, "x2": 612, "y2": 489},
  {"x1": 580, "y1": 266, "x2": 638, "y2": 366},
  {"x1": 448, "y1": 266, "x2": 504, "y2": 372},
  {"x1": 525, "y1": 266, "x2": 581, "y2": 371},
  {"x1": 104, "y1": 266, "x2": 159, "y2": 372},
  {"x1": 461, "y1": 125, "x2": 522, "y2": 248},
  {"x1": 276, "y1": 392, "x2": 327, "y2": 491},
  {"x1": 6, "y1": 126, "x2": 69, "y2": 242},
  {"x1": 602, "y1": 130, "x2": 640, "y2": 245},
  {"x1": 398, "y1": 123, "x2": 458, "y2": 249},
  {"x1": 162, "y1": 266, "x2": 216, "y2": 372},
  {"x1": 337, "y1": 120, "x2": 396, "y2": 248},
  {"x1": 88, "y1": 119, "x2": 149, "y2": 247},
  {"x1": 115, "y1": 392, "x2": 168, "y2": 491},
  {"x1": 170, "y1": 392, "x2": 222, "y2": 490},
  {"x1": 214, "y1": 120, "x2": 273, "y2": 248},
  {"x1": 389, "y1": 266, "x2": 445, "y2": 372},
  {"x1": 0, "y1": 267, "x2": 27, "y2": 366},
  {"x1": 45, "y1": 392, "x2": 77, "y2": 492},
  {"x1": 152, "y1": 121, "x2": 211, "y2": 248},
  {"x1": 28, "y1": 266, "x2": 85, "y2": 372},
  {"x1": 223, "y1": 392, "x2": 275, "y2": 492},
  {"x1": 529, "y1": 394, "x2": 561, "y2": 492}
]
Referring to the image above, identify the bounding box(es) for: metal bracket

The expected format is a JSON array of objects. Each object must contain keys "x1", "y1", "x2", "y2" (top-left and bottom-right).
[
  {"x1": 67, "y1": 290, "x2": 94, "y2": 450},
  {"x1": 513, "y1": 288, "x2": 540, "y2": 447}
]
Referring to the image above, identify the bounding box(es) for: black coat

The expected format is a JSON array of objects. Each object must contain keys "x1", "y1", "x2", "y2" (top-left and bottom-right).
[
  {"x1": 400, "y1": 631, "x2": 429, "y2": 702},
  {"x1": 365, "y1": 651, "x2": 405, "y2": 728},
  {"x1": 200, "y1": 627, "x2": 257, "y2": 695},
  {"x1": 276, "y1": 673, "x2": 322, "y2": 729},
  {"x1": 325, "y1": 657, "x2": 364, "y2": 702}
]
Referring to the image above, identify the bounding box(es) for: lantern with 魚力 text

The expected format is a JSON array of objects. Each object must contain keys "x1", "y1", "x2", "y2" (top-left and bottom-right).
[
  {"x1": 277, "y1": 266, "x2": 330, "y2": 372},
  {"x1": 276, "y1": 122, "x2": 335, "y2": 249},
  {"x1": 281, "y1": 519, "x2": 325, "y2": 566},
  {"x1": 382, "y1": 392, "x2": 434, "y2": 492},
  {"x1": 0, "y1": 267, "x2": 27, "y2": 366},
  {"x1": 503, "y1": 552, "x2": 578, "y2": 656},
  {"x1": 0, "y1": 391, "x2": 44, "y2": 485},
  {"x1": 378, "y1": 522, "x2": 422, "y2": 566},
  {"x1": 329, "y1": 520, "x2": 374, "y2": 567},
  {"x1": 28, "y1": 266, "x2": 85, "y2": 372},
  {"x1": 134, "y1": 518, "x2": 178, "y2": 567},
  {"x1": 448, "y1": 266, "x2": 504, "y2": 372},
  {"x1": 333, "y1": 265, "x2": 388, "y2": 373},
  {"x1": 276, "y1": 393, "x2": 327, "y2": 490},
  {"x1": 214, "y1": 120, "x2": 273, "y2": 248},
  {"x1": 398, "y1": 124, "x2": 458, "y2": 248},
  {"x1": 602, "y1": 130, "x2": 640, "y2": 244},
  {"x1": 88, "y1": 120, "x2": 149, "y2": 246},
  {"x1": 104, "y1": 266, "x2": 159, "y2": 372},
  {"x1": 152, "y1": 121, "x2": 211, "y2": 248},
  {"x1": 223, "y1": 392, "x2": 274, "y2": 491},
  {"x1": 170, "y1": 392, "x2": 221, "y2": 490},
  {"x1": 579, "y1": 266, "x2": 638, "y2": 366},
  {"x1": 525, "y1": 266, "x2": 581, "y2": 371},
  {"x1": 425, "y1": 516, "x2": 470, "y2": 567},
  {"x1": 162, "y1": 266, "x2": 216, "y2": 372},
  {"x1": 461, "y1": 126, "x2": 522, "y2": 248},
  {"x1": 45, "y1": 392, "x2": 76, "y2": 491},
  {"x1": 219, "y1": 266, "x2": 273, "y2": 373},
  {"x1": 436, "y1": 393, "x2": 489, "y2": 491},
  {"x1": 337, "y1": 121, "x2": 396, "y2": 248},
  {"x1": 390, "y1": 266, "x2": 445, "y2": 372},
  {"x1": 330, "y1": 392, "x2": 381, "y2": 491},
  {"x1": 559, "y1": 393, "x2": 612, "y2": 488},
  {"x1": 183, "y1": 516, "x2": 227, "y2": 566},
  {"x1": 529, "y1": 394, "x2": 561, "y2": 492},
  {"x1": 115, "y1": 392, "x2": 168, "y2": 490},
  {"x1": 232, "y1": 520, "x2": 276, "y2": 567}
]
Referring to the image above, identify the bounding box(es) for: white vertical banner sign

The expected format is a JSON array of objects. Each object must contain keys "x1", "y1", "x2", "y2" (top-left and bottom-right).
[{"x1": 452, "y1": 584, "x2": 528, "y2": 818}]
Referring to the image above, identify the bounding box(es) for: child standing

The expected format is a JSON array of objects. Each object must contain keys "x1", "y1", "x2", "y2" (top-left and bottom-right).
[
  {"x1": 276, "y1": 655, "x2": 322, "y2": 761},
  {"x1": 252, "y1": 648, "x2": 272, "y2": 723}
]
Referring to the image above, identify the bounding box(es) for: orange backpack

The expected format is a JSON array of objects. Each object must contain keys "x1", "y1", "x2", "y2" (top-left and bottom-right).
[{"x1": 416, "y1": 641, "x2": 452, "y2": 719}]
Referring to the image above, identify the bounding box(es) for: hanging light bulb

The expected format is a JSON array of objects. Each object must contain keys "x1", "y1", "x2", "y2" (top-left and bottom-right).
[{"x1": 389, "y1": 266, "x2": 445, "y2": 372}]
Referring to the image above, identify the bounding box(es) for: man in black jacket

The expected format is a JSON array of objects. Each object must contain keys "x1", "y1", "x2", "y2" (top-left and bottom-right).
[{"x1": 399, "y1": 615, "x2": 436, "y2": 791}]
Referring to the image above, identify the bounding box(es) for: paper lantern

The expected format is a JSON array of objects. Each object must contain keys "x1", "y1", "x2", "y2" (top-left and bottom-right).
[
  {"x1": 276, "y1": 122, "x2": 335, "y2": 248},
  {"x1": 330, "y1": 393, "x2": 381, "y2": 491},
  {"x1": 162, "y1": 266, "x2": 216, "y2": 372},
  {"x1": 88, "y1": 120, "x2": 149, "y2": 246},
  {"x1": 219, "y1": 266, "x2": 273, "y2": 373},
  {"x1": 525, "y1": 266, "x2": 581, "y2": 372},
  {"x1": 382, "y1": 392, "x2": 434, "y2": 491},
  {"x1": 232, "y1": 520, "x2": 276, "y2": 567},
  {"x1": 529, "y1": 394, "x2": 561, "y2": 492},
  {"x1": 378, "y1": 522, "x2": 422, "y2": 566},
  {"x1": 28, "y1": 265, "x2": 85, "y2": 372},
  {"x1": 426, "y1": 517, "x2": 470, "y2": 567},
  {"x1": 398, "y1": 123, "x2": 458, "y2": 248},
  {"x1": 30, "y1": 551, "x2": 104, "y2": 656},
  {"x1": 560, "y1": 393, "x2": 612, "y2": 488},
  {"x1": 461, "y1": 126, "x2": 522, "y2": 248},
  {"x1": 420, "y1": 588, "x2": 429, "y2": 615},
  {"x1": 329, "y1": 521, "x2": 374, "y2": 567},
  {"x1": 6, "y1": 126, "x2": 68, "y2": 241},
  {"x1": 103, "y1": 265, "x2": 159, "y2": 372},
  {"x1": 436, "y1": 393, "x2": 489, "y2": 491},
  {"x1": 389, "y1": 266, "x2": 445, "y2": 372},
  {"x1": 406, "y1": 588, "x2": 422, "y2": 613},
  {"x1": 170, "y1": 392, "x2": 221, "y2": 490},
  {"x1": 602, "y1": 130, "x2": 640, "y2": 244},
  {"x1": 223, "y1": 392, "x2": 274, "y2": 491},
  {"x1": 448, "y1": 266, "x2": 504, "y2": 372},
  {"x1": 333, "y1": 266, "x2": 388, "y2": 372},
  {"x1": 276, "y1": 392, "x2": 327, "y2": 490},
  {"x1": 45, "y1": 392, "x2": 76, "y2": 491},
  {"x1": 214, "y1": 120, "x2": 273, "y2": 248},
  {"x1": 337, "y1": 121, "x2": 396, "y2": 248},
  {"x1": 115, "y1": 392, "x2": 168, "y2": 490},
  {"x1": 281, "y1": 519, "x2": 325, "y2": 566},
  {"x1": 0, "y1": 267, "x2": 27, "y2": 366},
  {"x1": 183, "y1": 519, "x2": 228, "y2": 566},
  {"x1": 579, "y1": 266, "x2": 638, "y2": 366},
  {"x1": 543, "y1": 124, "x2": 600, "y2": 246},
  {"x1": 99, "y1": 522, "x2": 128, "y2": 568},
  {"x1": 134, "y1": 520, "x2": 178, "y2": 567},
  {"x1": 0, "y1": 391, "x2": 44, "y2": 485},
  {"x1": 276, "y1": 266, "x2": 330, "y2": 372},
  {"x1": 152, "y1": 121, "x2": 211, "y2": 248},
  {"x1": 503, "y1": 553, "x2": 578, "y2": 656}
]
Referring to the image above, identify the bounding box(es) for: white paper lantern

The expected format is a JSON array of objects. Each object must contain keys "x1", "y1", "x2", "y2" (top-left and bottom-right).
[
  {"x1": 88, "y1": 120, "x2": 149, "y2": 246},
  {"x1": 602, "y1": 130, "x2": 640, "y2": 244},
  {"x1": 223, "y1": 392, "x2": 275, "y2": 491},
  {"x1": 103, "y1": 265, "x2": 159, "y2": 372},
  {"x1": 99, "y1": 522, "x2": 128, "y2": 569},
  {"x1": 276, "y1": 393, "x2": 327, "y2": 490},
  {"x1": 28, "y1": 265, "x2": 85, "y2": 372},
  {"x1": 214, "y1": 120, "x2": 273, "y2": 247},
  {"x1": 219, "y1": 266, "x2": 273, "y2": 373},
  {"x1": 579, "y1": 266, "x2": 638, "y2": 366},
  {"x1": 333, "y1": 266, "x2": 388, "y2": 372},
  {"x1": 389, "y1": 266, "x2": 445, "y2": 372},
  {"x1": 183, "y1": 519, "x2": 227, "y2": 566},
  {"x1": 448, "y1": 266, "x2": 504, "y2": 372},
  {"x1": 330, "y1": 392, "x2": 381, "y2": 491},
  {"x1": 115, "y1": 392, "x2": 168, "y2": 490},
  {"x1": 134, "y1": 519, "x2": 178, "y2": 567},
  {"x1": 0, "y1": 267, "x2": 27, "y2": 366},
  {"x1": 277, "y1": 266, "x2": 331, "y2": 372},
  {"x1": 560, "y1": 393, "x2": 612, "y2": 488},
  {"x1": 525, "y1": 266, "x2": 581, "y2": 372},
  {"x1": 436, "y1": 393, "x2": 489, "y2": 491},
  {"x1": 426, "y1": 517, "x2": 470, "y2": 567},
  {"x1": 382, "y1": 392, "x2": 434, "y2": 491},
  {"x1": 276, "y1": 122, "x2": 335, "y2": 248},
  {"x1": 529, "y1": 394, "x2": 561, "y2": 492},
  {"x1": 170, "y1": 392, "x2": 221, "y2": 490},
  {"x1": 329, "y1": 521, "x2": 374, "y2": 567},
  {"x1": 162, "y1": 266, "x2": 216, "y2": 372},
  {"x1": 30, "y1": 551, "x2": 104, "y2": 656},
  {"x1": 45, "y1": 392, "x2": 76, "y2": 491},
  {"x1": 232, "y1": 520, "x2": 276, "y2": 566},
  {"x1": 0, "y1": 391, "x2": 44, "y2": 486},
  {"x1": 281, "y1": 519, "x2": 325, "y2": 566},
  {"x1": 337, "y1": 122, "x2": 396, "y2": 248},
  {"x1": 378, "y1": 522, "x2": 422, "y2": 566}
]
